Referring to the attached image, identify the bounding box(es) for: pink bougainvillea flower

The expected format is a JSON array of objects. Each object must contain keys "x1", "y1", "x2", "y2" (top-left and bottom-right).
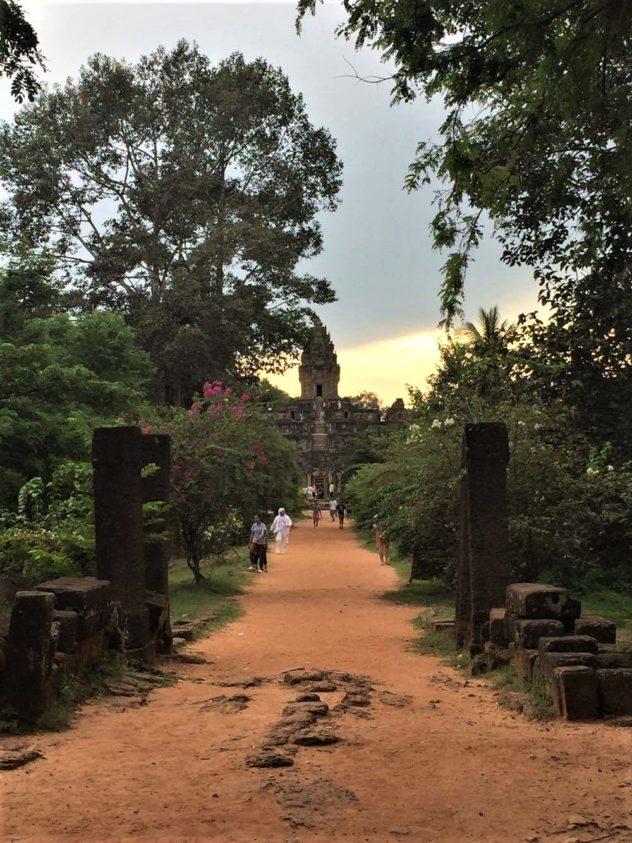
[
  {"x1": 257, "y1": 454, "x2": 269, "y2": 465},
  {"x1": 241, "y1": 393, "x2": 250, "y2": 402},
  {"x1": 141, "y1": 425, "x2": 153, "y2": 434}
]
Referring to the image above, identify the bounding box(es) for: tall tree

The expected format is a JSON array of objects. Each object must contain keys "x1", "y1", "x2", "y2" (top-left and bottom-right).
[
  {"x1": 0, "y1": 42, "x2": 342, "y2": 403},
  {"x1": 0, "y1": 0, "x2": 43, "y2": 101},
  {"x1": 297, "y1": 0, "x2": 632, "y2": 325}
]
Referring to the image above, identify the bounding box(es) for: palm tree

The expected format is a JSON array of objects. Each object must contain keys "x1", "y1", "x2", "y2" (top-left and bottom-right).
[{"x1": 461, "y1": 306, "x2": 515, "y2": 355}]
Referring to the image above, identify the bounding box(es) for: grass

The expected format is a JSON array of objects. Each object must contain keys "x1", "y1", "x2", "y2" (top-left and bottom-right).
[
  {"x1": 169, "y1": 549, "x2": 250, "y2": 635},
  {"x1": 581, "y1": 586, "x2": 632, "y2": 647}
]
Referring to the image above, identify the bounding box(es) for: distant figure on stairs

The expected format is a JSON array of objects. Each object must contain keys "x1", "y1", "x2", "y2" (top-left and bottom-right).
[{"x1": 271, "y1": 508, "x2": 293, "y2": 554}]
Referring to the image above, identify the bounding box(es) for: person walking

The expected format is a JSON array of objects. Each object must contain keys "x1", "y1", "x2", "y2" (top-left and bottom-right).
[
  {"x1": 329, "y1": 498, "x2": 338, "y2": 522},
  {"x1": 248, "y1": 514, "x2": 268, "y2": 572},
  {"x1": 312, "y1": 501, "x2": 322, "y2": 528},
  {"x1": 329, "y1": 481, "x2": 335, "y2": 498},
  {"x1": 375, "y1": 524, "x2": 390, "y2": 565},
  {"x1": 336, "y1": 500, "x2": 347, "y2": 529},
  {"x1": 271, "y1": 507, "x2": 293, "y2": 554}
]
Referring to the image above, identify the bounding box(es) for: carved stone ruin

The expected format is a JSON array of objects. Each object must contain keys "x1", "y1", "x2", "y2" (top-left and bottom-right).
[
  {"x1": 455, "y1": 422, "x2": 510, "y2": 652},
  {"x1": 142, "y1": 433, "x2": 173, "y2": 653},
  {"x1": 92, "y1": 425, "x2": 150, "y2": 653}
]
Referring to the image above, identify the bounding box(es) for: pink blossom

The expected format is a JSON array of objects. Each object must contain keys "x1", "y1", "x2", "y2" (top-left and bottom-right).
[
  {"x1": 257, "y1": 454, "x2": 269, "y2": 465},
  {"x1": 241, "y1": 393, "x2": 250, "y2": 402},
  {"x1": 141, "y1": 425, "x2": 153, "y2": 434}
]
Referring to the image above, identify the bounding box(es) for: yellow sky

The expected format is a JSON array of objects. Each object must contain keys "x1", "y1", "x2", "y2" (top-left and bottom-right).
[{"x1": 268, "y1": 327, "x2": 445, "y2": 404}]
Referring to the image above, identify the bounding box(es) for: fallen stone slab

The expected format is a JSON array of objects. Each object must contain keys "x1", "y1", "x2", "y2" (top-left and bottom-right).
[
  {"x1": 514, "y1": 618, "x2": 565, "y2": 649},
  {"x1": 536, "y1": 652, "x2": 597, "y2": 683},
  {"x1": 246, "y1": 750, "x2": 294, "y2": 768},
  {"x1": 539, "y1": 635, "x2": 599, "y2": 655},
  {"x1": 506, "y1": 583, "x2": 580, "y2": 621},
  {"x1": 597, "y1": 669, "x2": 632, "y2": 716},
  {"x1": 514, "y1": 647, "x2": 539, "y2": 682},
  {"x1": 553, "y1": 666, "x2": 599, "y2": 720},
  {"x1": 489, "y1": 607, "x2": 507, "y2": 646},
  {"x1": 574, "y1": 615, "x2": 617, "y2": 644},
  {"x1": 596, "y1": 652, "x2": 632, "y2": 670},
  {"x1": 35, "y1": 577, "x2": 111, "y2": 613}
]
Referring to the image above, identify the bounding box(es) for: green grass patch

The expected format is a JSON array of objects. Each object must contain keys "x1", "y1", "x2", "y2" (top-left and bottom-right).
[
  {"x1": 581, "y1": 587, "x2": 632, "y2": 646},
  {"x1": 169, "y1": 550, "x2": 249, "y2": 635}
]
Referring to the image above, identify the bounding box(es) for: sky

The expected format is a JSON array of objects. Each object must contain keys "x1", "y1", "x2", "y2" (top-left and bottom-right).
[{"x1": 6, "y1": 1, "x2": 540, "y2": 402}]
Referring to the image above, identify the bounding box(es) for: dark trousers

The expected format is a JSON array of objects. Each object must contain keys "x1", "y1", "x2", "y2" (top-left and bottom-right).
[{"x1": 250, "y1": 543, "x2": 268, "y2": 569}]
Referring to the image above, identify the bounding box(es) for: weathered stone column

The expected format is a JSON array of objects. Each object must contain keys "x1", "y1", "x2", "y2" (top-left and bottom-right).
[
  {"x1": 455, "y1": 450, "x2": 471, "y2": 648},
  {"x1": 456, "y1": 423, "x2": 510, "y2": 652},
  {"x1": 142, "y1": 433, "x2": 172, "y2": 652},
  {"x1": 6, "y1": 591, "x2": 55, "y2": 722},
  {"x1": 92, "y1": 426, "x2": 149, "y2": 650},
  {"x1": 142, "y1": 434, "x2": 171, "y2": 595}
]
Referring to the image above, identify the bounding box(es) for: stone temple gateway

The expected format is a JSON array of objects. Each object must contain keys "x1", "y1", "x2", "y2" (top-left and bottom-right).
[{"x1": 275, "y1": 324, "x2": 405, "y2": 491}]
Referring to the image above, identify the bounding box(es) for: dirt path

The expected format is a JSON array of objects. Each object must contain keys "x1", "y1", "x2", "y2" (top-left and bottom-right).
[{"x1": 2, "y1": 519, "x2": 631, "y2": 842}]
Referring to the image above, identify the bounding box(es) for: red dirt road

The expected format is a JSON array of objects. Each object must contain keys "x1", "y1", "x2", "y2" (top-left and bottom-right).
[{"x1": 2, "y1": 519, "x2": 631, "y2": 842}]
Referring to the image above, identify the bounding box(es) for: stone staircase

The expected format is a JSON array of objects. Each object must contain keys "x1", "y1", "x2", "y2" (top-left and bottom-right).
[{"x1": 312, "y1": 419, "x2": 328, "y2": 451}]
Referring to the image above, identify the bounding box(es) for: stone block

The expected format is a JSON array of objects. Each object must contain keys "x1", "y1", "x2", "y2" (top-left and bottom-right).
[
  {"x1": 74, "y1": 630, "x2": 106, "y2": 672},
  {"x1": 52, "y1": 610, "x2": 78, "y2": 653},
  {"x1": 538, "y1": 635, "x2": 599, "y2": 655},
  {"x1": 35, "y1": 577, "x2": 111, "y2": 613},
  {"x1": 514, "y1": 647, "x2": 539, "y2": 682},
  {"x1": 6, "y1": 591, "x2": 55, "y2": 722},
  {"x1": 514, "y1": 618, "x2": 565, "y2": 649},
  {"x1": 596, "y1": 652, "x2": 632, "y2": 670},
  {"x1": 536, "y1": 651, "x2": 596, "y2": 683},
  {"x1": 489, "y1": 607, "x2": 507, "y2": 646},
  {"x1": 553, "y1": 666, "x2": 599, "y2": 721},
  {"x1": 574, "y1": 615, "x2": 616, "y2": 645},
  {"x1": 506, "y1": 583, "x2": 575, "y2": 620},
  {"x1": 596, "y1": 669, "x2": 632, "y2": 716}
]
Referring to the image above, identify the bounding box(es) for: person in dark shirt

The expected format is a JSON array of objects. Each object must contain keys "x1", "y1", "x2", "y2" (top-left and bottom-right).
[{"x1": 336, "y1": 501, "x2": 347, "y2": 529}]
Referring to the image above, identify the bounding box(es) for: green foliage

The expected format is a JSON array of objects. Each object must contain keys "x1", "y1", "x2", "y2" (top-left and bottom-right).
[
  {"x1": 298, "y1": 0, "x2": 632, "y2": 328},
  {"x1": 169, "y1": 554, "x2": 248, "y2": 630},
  {"x1": 0, "y1": 0, "x2": 43, "y2": 102},
  {"x1": 0, "y1": 461, "x2": 95, "y2": 583},
  {"x1": 345, "y1": 313, "x2": 632, "y2": 592},
  {"x1": 0, "y1": 42, "x2": 343, "y2": 403},
  {"x1": 149, "y1": 382, "x2": 301, "y2": 582},
  {"x1": 0, "y1": 263, "x2": 154, "y2": 506}
]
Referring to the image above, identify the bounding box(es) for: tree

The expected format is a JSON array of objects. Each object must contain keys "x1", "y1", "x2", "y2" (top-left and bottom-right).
[
  {"x1": 350, "y1": 390, "x2": 381, "y2": 409},
  {"x1": 0, "y1": 42, "x2": 343, "y2": 403},
  {"x1": 0, "y1": 0, "x2": 44, "y2": 102},
  {"x1": 461, "y1": 306, "x2": 515, "y2": 356},
  {"x1": 150, "y1": 382, "x2": 301, "y2": 583},
  {"x1": 297, "y1": 0, "x2": 632, "y2": 326},
  {"x1": 0, "y1": 263, "x2": 154, "y2": 505}
]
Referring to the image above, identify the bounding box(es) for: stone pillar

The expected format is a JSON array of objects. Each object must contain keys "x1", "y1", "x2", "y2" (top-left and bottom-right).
[
  {"x1": 6, "y1": 591, "x2": 55, "y2": 722},
  {"x1": 142, "y1": 434, "x2": 171, "y2": 596},
  {"x1": 456, "y1": 423, "x2": 510, "y2": 652},
  {"x1": 142, "y1": 433, "x2": 172, "y2": 653},
  {"x1": 92, "y1": 426, "x2": 149, "y2": 650}
]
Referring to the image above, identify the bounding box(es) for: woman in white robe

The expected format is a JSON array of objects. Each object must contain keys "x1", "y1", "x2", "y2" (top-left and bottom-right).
[{"x1": 271, "y1": 508, "x2": 293, "y2": 554}]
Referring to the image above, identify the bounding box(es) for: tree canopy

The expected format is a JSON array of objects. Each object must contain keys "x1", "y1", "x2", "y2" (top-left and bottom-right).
[
  {"x1": 298, "y1": 0, "x2": 632, "y2": 326},
  {"x1": 0, "y1": 0, "x2": 43, "y2": 101},
  {"x1": 0, "y1": 41, "x2": 343, "y2": 403}
]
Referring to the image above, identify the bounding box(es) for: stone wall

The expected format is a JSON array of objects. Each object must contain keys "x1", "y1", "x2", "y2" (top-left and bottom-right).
[{"x1": 0, "y1": 425, "x2": 173, "y2": 723}]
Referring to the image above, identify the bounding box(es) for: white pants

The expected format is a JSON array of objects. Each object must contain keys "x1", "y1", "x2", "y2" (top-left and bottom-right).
[{"x1": 275, "y1": 531, "x2": 290, "y2": 554}]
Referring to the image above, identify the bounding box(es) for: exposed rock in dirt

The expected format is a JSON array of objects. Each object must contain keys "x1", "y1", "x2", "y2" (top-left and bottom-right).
[
  {"x1": 0, "y1": 746, "x2": 43, "y2": 770},
  {"x1": 199, "y1": 694, "x2": 251, "y2": 714},
  {"x1": 282, "y1": 702, "x2": 329, "y2": 718},
  {"x1": 283, "y1": 668, "x2": 325, "y2": 686},
  {"x1": 246, "y1": 749, "x2": 294, "y2": 768},
  {"x1": 169, "y1": 652, "x2": 208, "y2": 665},
  {"x1": 295, "y1": 693, "x2": 320, "y2": 702},
  {"x1": 219, "y1": 676, "x2": 265, "y2": 688},
  {"x1": 336, "y1": 691, "x2": 371, "y2": 710},
  {"x1": 307, "y1": 681, "x2": 338, "y2": 693},
  {"x1": 268, "y1": 777, "x2": 357, "y2": 829},
  {"x1": 293, "y1": 726, "x2": 340, "y2": 746},
  {"x1": 379, "y1": 691, "x2": 412, "y2": 708}
]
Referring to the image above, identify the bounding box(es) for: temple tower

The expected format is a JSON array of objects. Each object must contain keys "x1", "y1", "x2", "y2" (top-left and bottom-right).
[{"x1": 299, "y1": 323, "x2": 340, "y2": 399}]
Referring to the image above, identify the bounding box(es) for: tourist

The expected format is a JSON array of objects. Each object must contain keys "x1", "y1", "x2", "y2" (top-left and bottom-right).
[
  {"x1": 375, "y1": 524, "x2": 390, "y2": 565},
  {"x1": 329, "y1": 481, "x2": 335, "y2": 498},
  {"x1": 307, "y1": 485, "x2": 314, "y2": 500},
  {"x1": 249, "y1": 514, "x2": 268, "y2": 572},
  {"x1": 312, "y1": 501, "x2": 321, "y2": 528},
  {"x1": 329, "y1": 498, "x2": 338, "y2": 522},
  {"x1": 271, "y1": 507, "x2": 293, "y2": 554},
  {"x1": 336, "y1": 500, "x2": 347, "y2": 529}
]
